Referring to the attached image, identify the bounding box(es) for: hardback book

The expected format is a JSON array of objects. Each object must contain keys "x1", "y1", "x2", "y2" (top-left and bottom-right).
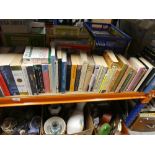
[
  {"x1": 142, "y1": 47, "x2": 155, "y2": 64},
  {"x1": 10, "y1": 54, "x2": 29, "y2": 95},
  {"x1": 144, "y1": 76, "x2": 155, "y2": 93},
  {"x1": 99, "y1": 50, "x2": 119, "y2": 93},
  {"x1": 42, "y1": 64, "x2": 51, "y2": 93},
  {"x1": 115, "y1": 64, "x2": 135, "y2": 92},
  {"x1": 50, "y1": 46, "x2": 57, "y2": 93},
  {"x1": 91, "y1": 55, "x2": 108, "y2": 92},
  {"x1": 74, "y1": 55, "x2": 82, "y2": 91},
  {"x1": 0, "y1": 54, "x2": 19, "y2": 96},
  {"x1": 66, "y1": 55, "x2": 72, "y2": 91},
  {"x1": 134, "y1": 57, "x2": 154, "y2": 92},
  {"x1": 57, "y1": 48, "x2": 62, "y2": 92},
  {"x1": 48, "y1": 64, "x2": 52, "y2": 92},
  {"x1": 61, "y1": 51, "x2": 67, "y2": 93},
  {"x1": 126, "y1": 57, "x2": 147, "y2": 91},
  {"x1": 34, "y1": 64, "x2": 45, "y2": 93},
  {"x1": 0, "y1": 86, "x2": 4, "y2": 97},
  {"x1": 55, "y1": 59, "x2": 59, "y2": 93},
  {"x1": 78, "y1": 52, "x2": 88, "y2": 92},
  {"x1": 23, "y1": 46, "x2": 49, "y2": 64},
  {"x1": 22, "y1": 62, "x2": 38, "y2": 95},
  {"x1": 83, "y1": 56, "x2": 95, "y2": 91},
  {"x1": 110, "y1": 54, "x2": 129, "y2": 92},
  {"x1": 0, "y1": 72, "x2": 10, "y2": 96},
  {"x1": 70, "y1": 54, "x2": 78, "y2": 91}
]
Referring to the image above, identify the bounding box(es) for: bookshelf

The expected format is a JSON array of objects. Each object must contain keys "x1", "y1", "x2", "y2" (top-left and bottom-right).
[{"x1": 0, "y1": 91, "x2": 154, "y2": 108}]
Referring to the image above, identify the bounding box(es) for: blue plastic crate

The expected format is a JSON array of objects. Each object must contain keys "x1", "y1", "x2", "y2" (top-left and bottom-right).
[{"x1": 84, "y1": 22, "x2": 132, "y2": 53}]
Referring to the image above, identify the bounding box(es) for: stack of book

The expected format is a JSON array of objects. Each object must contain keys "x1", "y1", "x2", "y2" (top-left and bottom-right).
[{"x1": 0, "y1": 46, "x2": 154, "y2": 97}]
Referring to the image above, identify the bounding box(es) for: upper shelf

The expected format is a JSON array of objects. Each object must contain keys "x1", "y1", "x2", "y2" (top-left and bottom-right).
[{"x1": 0, "y1": 91, "x2": 154, "y2": 108}]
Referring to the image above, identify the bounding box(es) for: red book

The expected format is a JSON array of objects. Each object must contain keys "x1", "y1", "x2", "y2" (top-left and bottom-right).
[
  {"x1": 42, "y1": 64, "x2": 51, "y2": 93},
  {"x1": 0, "y1": 73, "x2": 10, "y2": 96}
]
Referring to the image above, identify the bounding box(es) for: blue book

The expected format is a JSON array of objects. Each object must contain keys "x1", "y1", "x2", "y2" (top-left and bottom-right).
[
  {"x1": 0, "y1": 66, "x2": 19, "y2": 95},
  {"x1": 50, "y1": 46, "x2": 57, "y2": 93},
  {"x1": 61, "y1": 52, "x2": 67, "y2": 92},
  {"x1": 144, "y1": 76, "x2": 155, "y2": 93}
]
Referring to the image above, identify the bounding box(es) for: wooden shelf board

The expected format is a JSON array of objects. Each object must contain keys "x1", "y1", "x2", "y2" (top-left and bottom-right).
[{"x1": 0, "y1": 92, "x2": 149, "y2": 108}]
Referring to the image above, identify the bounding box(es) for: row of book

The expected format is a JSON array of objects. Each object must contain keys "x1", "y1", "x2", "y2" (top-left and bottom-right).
[{"x1": 0, "y1": 46, "x2": 155, "y2": 97}]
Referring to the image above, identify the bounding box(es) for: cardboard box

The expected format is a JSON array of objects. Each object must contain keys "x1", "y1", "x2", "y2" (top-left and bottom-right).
[{"x1": 40, "y1": 104, "x2": 94, "y2": 135}]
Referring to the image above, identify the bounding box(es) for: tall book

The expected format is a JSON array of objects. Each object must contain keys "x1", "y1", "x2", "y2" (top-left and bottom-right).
[
  {"x1": 119, "y1": 65, "x2": 136, "y2": 92},
  {"x1": 10, "y1": 54, "x2": 29, "y2": 95},
  {"x1": 0, "y1": 54, "x2": 19, "y2": 95},
  {"x1": 66, "y1": 55, "x2": 72, "y2": 91},
  {"x1": 99, "y1": 50, "x2": 119, "y2": 93},
  {"x1": 34, "y1": 64, "x2": 45, "y2": 93},
  {"x1": 22, "y1": 62, "x2": 38, "y2": 95},
  {"x1": 78, "y1": 52, "x2": 88, "y2": 92},
  {"x1": 61, "y1": 51, "x2": 67, "y2": 92},
  {"x1": 42, "y1": 64, "x2": 51, "y2": 93},
  {"x1": 83, "y1": 56, "x2": 95, "y2": 91},
  {"x1": 74, "y1": 55, "x2": 82, "y2": 91},
  {"x1": 110, "y1": 54, "x2": 129, "y2": 92},
  {"x1": 70, "y1": 54, "x2": 78, "y2": 91},
  {"x1": 126, "y1": 57, "x2": 147, "y2": 91},
  {"x1": 57, "y1": 48, "x2": 62, "y2": 92},
  {"x1": 90, "y1": 55, "x2": 108, "y2": 92},
  {"x1": 23, "y1": 46, "x2": 49, "y2": 64},
  {"x1": 0, "y1": 86, "x2": 4, "y2": 97},
  {"x1": 50, "y1": 46, "x2": 57, "y2": 93},
  {"x1": 134, "y1": 57, "x2": 154, "y2": 92},
  {"x1": 0, "y1": 73, "x2": 10, "y2": 96}
]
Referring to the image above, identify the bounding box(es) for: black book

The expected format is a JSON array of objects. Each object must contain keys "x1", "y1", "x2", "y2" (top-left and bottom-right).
[
  {"x1": 26, "y1": 65, "x2": 38, "y2": 95},
  {"x1": 142, "y1": 47, "x2": 155, "y2": 64},
  {"x1": 57, "y1": 49, "x2": 62, "y2": 92},
  {"x1": 34, "y1": 65, "x2": 45, "y2": 93},
  {"x1": 66, "y1": 55, "x2": 71, "y2": 91}
]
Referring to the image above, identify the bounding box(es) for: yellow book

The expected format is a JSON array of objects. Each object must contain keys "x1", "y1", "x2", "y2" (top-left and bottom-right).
[{"x1": 70, "y1": 54, "x2": 78, "y2": 91}]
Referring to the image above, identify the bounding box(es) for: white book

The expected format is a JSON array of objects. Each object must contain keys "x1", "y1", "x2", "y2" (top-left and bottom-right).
[
  {"x1": 78, "y1": 52, "x2": 88, "y2": 92},
  {"x1": 134, "y1": 57, "x2": 154, "y2": 91},
  {"x1": 22, "y1": 46, "x2": 32, "y2": 64}
]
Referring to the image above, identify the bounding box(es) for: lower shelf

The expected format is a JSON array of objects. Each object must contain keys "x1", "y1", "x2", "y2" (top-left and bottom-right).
[{"x1": 0, "y1": 91, "x2": 151, "y2": 107}]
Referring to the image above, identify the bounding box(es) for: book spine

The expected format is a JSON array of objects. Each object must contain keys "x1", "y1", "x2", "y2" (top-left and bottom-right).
[
  {"x1": 21, "y1": 65, "x2": 32, "y2": 95},
  {"x1": 66, "y1": 63, "x2": 71, "y2": 91},
  {"x1": 111, "y1": 65, "x2": 128, "y2": 92},
  {"x1": 0, "y1": 66, "x2": 19, "y2": 95},
  {"x1": 126, "y1": 68, "x2": 144, "y2": 91},
  {"x1": 96, "y1": 67, "x2": 108, "y2": 92},
  {"x1": 55, "y1": 60, "x2": 59, "y2": 93},
  {"x1": 134, "y1": 68, "x2": 152, "y2": 91},
  {"x1": 42, "y1": 64, "x2": 50, "y2": 93},
  {"x1": 0, "y1": 73, "x2": 10, "y2": 96},
  {"x1": 88, "y1": 65, "x2": 99, "y2": 92},
  {"x1": 34, "y1": 65, "x2": 45, "y2": 93},
  {"x1": 58, "y1": 58, "x2": 62, "y2": 92},
  {"x1": 78, "y1": 63, "x2": 88, "y2": 91},
  {"x1": 70, "y1": 65, "x2": 77, "y2": 91},
  {"x1": 144, "y1": 76, "x2": 155, "y2": 93},
  {"x1": 61, "y1": 61, "x2": 67, "y2": 93},
  {"x1": 92, "y1": 66, "x2": 102, "y2": 92},
  {"x1": 11, "y1": 66, "x2": 29, "y2": 95},
  {"x1": 120, "y1": 69, "x2": 136, "y2": 92},
  {"x1": 51, "y1": 56, "x2": 56, "y2": 93},
  {"x1": 83, "y1": 65, "x2": 94, "y2": 91},
  {"x1": 115, "y1": 67, "x2": 130, "y2": 92},
  {"x1": 74, "y1": 66, "x2": 82, "y2": 91},
  {"x1": 108, "y1": 68, "x2": 120, "y2": 92},
  {"x1": 48, "y1": 64, "x2": 52, "y2": 92},
  {"x1": 26, "y1": 66, "x2": 38, "y2": 95}
]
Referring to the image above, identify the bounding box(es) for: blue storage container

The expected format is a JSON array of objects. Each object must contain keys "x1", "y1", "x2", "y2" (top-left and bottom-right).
[{"x1": 84, "y1": 22, "x2": 132, "y2": 53}]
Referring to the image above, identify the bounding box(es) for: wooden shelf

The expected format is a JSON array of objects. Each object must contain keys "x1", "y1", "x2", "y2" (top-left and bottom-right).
[{"x1": 0, "y1": 91, "x2": 153, "y2": 108}]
